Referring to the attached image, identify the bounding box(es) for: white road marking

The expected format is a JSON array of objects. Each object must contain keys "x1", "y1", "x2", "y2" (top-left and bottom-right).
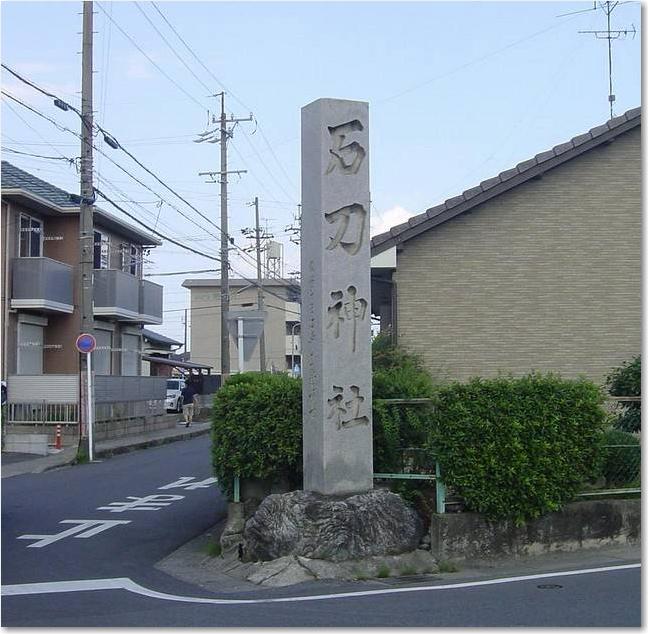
[
  {"x1": 158, "y1": 476, "x2": 218, "y2": 490},
  {"x1": 1, "y1": 563, "x2": 640, "y2": 605},
  {"x1": 97, "y1": 494, "x2": 185, "y2": 513},
  {"x1": 17, "y1": 520, "x2": 131, "y2": 548}
]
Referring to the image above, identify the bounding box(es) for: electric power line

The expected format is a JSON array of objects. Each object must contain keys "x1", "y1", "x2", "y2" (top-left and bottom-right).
[
  {"x1": 95, "y1": 2, "x2": 208, "y2": 112},
  {"x1": 95, "y1": 187, "x2": 221, "y2": 262},
  {"x1": 133, "y1": 2, "x2": 213, "y2": 95},
  {"x1": 2, "y1": 64, "x2": 292, "y2": 282}
]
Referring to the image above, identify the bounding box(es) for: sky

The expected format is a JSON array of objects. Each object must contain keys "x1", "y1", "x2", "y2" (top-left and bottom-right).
[{"x1": 1, "y1": 0, "x2": 642, "y2": 347}]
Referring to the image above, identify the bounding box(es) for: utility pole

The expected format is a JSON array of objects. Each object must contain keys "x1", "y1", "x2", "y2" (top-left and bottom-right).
[
  {"x1": 78, "y1": 0, "x2": 95, "y2": 458},
  {"x1": 197, "y1": 93, "x2": 252, "y2": 381},
  {"x1": 253, "y1": 197, "x2": 266, "y2": 371}
]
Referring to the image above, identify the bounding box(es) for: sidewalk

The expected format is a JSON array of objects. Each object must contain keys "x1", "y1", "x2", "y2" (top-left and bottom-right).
[
  {"x1": 157, "y1": 521, "x2": 641, "y2": 596},
  {"x1": 1, "y1": 419, "x2": 211, "y2": 479}
]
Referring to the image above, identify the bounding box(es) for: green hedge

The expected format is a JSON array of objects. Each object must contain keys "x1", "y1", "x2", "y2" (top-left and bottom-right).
[
  {"x1": 211, "y1": 372, "x2": 302, "y2": 497},
  {"x1": 428, "y1": 374, "x2": 606, "y2": 524},
  {"x1": 212, "y1": 338, "x2": 440, "y2": 496}
]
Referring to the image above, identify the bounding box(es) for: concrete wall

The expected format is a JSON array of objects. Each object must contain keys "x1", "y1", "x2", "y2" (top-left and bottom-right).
[
  {"x1": 394, "y1": 127, "x2": 641, "y2": 384},
  {"x1": 430, "y1": 500, "x2": 640, "y2": 562}
]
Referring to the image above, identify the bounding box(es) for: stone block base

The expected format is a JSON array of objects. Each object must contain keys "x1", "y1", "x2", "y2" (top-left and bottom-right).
[
  {"x1": 430, "y1": 499, "x2": 641, "y2": 562},
  {"x1": 243, "y1": 488, "x2": 423, "y2": 562}
]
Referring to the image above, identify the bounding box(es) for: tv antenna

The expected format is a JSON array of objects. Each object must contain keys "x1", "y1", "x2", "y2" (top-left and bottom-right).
[{"x1": 562, "y1": 1, "x2": 636, "y2": 120}]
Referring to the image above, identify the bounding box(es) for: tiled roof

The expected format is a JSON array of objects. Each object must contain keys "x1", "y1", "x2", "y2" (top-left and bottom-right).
[
  {"x1": 1, "y1": 161, "x2": 79, "y2": 208},
  {"x1": 371, "y1": 107, "x2": 641, "y2": 255},
  {"x1": 142, "y1": 328, "x2": 182, "y2": 347},
  {"x1": 1, "y1": 161, "x2": 161, "y2": 246}
]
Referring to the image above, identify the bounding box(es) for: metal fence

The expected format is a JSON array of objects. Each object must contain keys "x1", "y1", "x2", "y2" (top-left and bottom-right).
[
  {"x1": 6, "y1": 402, "x2": 78, "y2": 424},
  {"x1": 577, "y1": 444, "x2": 641, "y2": 497},
  {"x1": 370, "y1": 397, "x2": 641, "y2": 513}
]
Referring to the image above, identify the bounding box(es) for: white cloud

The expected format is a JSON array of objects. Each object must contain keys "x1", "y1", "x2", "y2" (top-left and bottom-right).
[{"x1": 370, "y1": 205, "x2": 416, "y2": 237}]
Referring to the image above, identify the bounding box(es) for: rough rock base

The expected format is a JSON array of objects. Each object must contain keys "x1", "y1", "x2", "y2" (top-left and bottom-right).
[{"x1": 243, "y1": 488, "x2": 424, "y2": 562}]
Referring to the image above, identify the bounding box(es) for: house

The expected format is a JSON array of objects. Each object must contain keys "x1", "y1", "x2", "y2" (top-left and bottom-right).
[
  {"x1": 141, "y1": 328, "x2": 214, "y2": 383},
  {"x1": 370, "y1": 108, "x2": 641, "y2": 385},
  {"x1": 1, "y1": 162, "x2": 166, "y2": 435},
  {"x1": 141, "y1": 328, "x2": 183, "y2": 377},
  {"x1": 182, "y1": 277, "x2": 301, "y2": 374}
]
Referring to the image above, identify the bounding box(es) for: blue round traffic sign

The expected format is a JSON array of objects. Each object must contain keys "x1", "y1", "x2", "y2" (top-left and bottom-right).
[{"x1": 76, "y1": 333, "x2": 96, "y2": 354}]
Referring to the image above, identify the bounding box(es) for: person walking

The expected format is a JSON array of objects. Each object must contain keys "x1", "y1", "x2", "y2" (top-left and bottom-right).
[{"x1": 180, "y1": 380, "x2": 197, "y2": 427}]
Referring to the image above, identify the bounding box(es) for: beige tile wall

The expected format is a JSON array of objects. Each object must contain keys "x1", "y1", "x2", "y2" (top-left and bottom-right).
[{"x1": 394, "y1": 127, "x2": 641, "y2": 385}]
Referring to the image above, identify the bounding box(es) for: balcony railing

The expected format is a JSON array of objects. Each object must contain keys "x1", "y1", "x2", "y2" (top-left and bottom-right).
[
  {"x1": 93, "y1": 269, "x2": 141, "y2": 321},
  {"x1": 139, "y1": 279, "x2": 163, "y2": 324},
  {"x1": 11, "y1": 257, "x2": 74, "y2": 314},
  {"x1": 93, "y1": 270, "x2": 163, "y2": 323}
]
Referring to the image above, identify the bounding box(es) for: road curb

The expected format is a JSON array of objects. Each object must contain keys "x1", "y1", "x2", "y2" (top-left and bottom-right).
[
  {"x1": 9, "y1": 425, "x2": 212, "y2": 476},
  {"x1": 95, "y1": 426, "x2": 211, "y2": 459}
]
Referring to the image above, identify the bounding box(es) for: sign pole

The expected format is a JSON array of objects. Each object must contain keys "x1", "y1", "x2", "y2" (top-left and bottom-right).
[
  {"x1": 87, "y1": 350, "x2": 94, "y2": 462},
  {"x1": 237, "y1": 317, "x2": 245, "y2": 373},
  {"x1": 76, "y1": 333, "x2": 97, "y2": 462}
]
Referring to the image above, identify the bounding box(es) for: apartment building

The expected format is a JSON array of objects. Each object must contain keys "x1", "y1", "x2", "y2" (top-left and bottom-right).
[
  {"x1": 182, "y1": 277, "x2": 301, "y2": 374},
  {"x1": 1, "y1": 162, "x2": 165, "y2": 426}
]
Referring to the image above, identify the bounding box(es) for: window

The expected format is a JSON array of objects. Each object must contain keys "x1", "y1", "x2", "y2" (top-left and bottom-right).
[
  {"x1": 18, "y1": 214, "x2": 43, "y2": 258},
  {"x1": 120, "y1": 243, "x2": 141, "y2": 276},
  {"x1": 121, "y1": 333, "x2": 140, "y2": 376},
  {"x1": 286, "y1": 321, "x2": 300, "y2": 336},
  {"x1": 93, "y1": 329, "x2": 112, "y2": 375},
  {"x1": 17, "y1": 322, "x2": 43, "y2": 374},
  {"x1": 131, "y1": 245, "x2": 141, "y2": 276},
  {"x1": 93, "y1": 231, "x2": 110, "y2": 269}
]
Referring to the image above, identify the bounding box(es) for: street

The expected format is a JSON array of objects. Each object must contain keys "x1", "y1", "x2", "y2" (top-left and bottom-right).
[{"x1": 1, "y1": 436, "x2": 641, "y2": 627}]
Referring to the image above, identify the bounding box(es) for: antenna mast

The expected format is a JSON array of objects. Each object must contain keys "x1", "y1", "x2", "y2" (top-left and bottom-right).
[{"x1": 577, "y1": 1, "x2": 636, "y2": 119}]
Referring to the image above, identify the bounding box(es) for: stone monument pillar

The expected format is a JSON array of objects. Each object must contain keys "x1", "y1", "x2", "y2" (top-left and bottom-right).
[{"x1": 301, "y1": 98, "x2": 373, "y2": 496}]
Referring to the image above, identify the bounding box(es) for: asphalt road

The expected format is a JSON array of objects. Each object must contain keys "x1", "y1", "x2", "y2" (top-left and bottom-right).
[{"x1": 1, "y1": 435, "x2": 642, "y2": 627}]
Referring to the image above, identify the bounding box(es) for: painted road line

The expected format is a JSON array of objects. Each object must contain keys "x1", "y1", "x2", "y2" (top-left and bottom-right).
[{"x1": 2, "y1": 563, "x2": 640, "y2": 605}]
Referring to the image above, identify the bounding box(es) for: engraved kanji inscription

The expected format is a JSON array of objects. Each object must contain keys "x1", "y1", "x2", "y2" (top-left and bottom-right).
[
  {"x1": 326, "y1": 385, "x2": 346, "y2": 429},
  {"x1": 325, "y1": 203, "x2": 367, "y2": 256},
  {"x1": 325, "y1": 119, "x2": 366, "y2": 175},
  {"x1": 326, "y1": 286, "x2": 368, "y2": 352},
  {"x1": 327, "y1": 385, "x2": 370, "y2": 430}
]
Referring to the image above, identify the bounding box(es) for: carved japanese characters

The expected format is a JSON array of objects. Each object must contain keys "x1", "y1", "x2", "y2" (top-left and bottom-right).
[
  {"x1": 327, "y1": 385, "x2": 370, "y2": 430},
  {"x1": 325, "y1": 203, "x2": 367, "y2": 256},
  {"x1": 327, "y1": 285, "x2": 368, "y2": 352},
  {"x1": 301, "y1": 98, "x2": 372, "y2": 495},
  {"x1": 325, "y1": 119, "x2": 366, "y2": 175}
]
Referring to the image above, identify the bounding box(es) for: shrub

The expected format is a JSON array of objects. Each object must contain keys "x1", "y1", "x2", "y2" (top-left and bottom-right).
[
  {"x1": 372, "y1": 334, "x2": 439, "y2": 472},
  {"x1": 599, "y1": 428, "x2": 640, "y2": 488},
  {"x1": 606, "y1": 356, "x2": 641, "y2": 433},
  {"x1": 211, "y1": 337, "x2": 441, "y2": 498},
  {"x1": 428, "y1": 373, "x2": 606, "y2": 524},
  {"x1": 211, "y1": 372, "x2": 302, "y2": 497}
]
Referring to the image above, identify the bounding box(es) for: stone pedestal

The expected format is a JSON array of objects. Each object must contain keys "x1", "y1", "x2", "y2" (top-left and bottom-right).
[{"x1": 243, "y1": 489, "x2": 423, "y2": 562}]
